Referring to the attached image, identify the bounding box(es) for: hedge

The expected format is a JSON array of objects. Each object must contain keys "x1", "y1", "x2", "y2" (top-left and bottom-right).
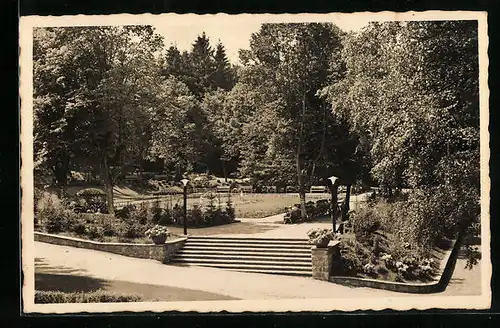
[{"x1": 35, "y1": 290, "x2": 143, "y2": 303}]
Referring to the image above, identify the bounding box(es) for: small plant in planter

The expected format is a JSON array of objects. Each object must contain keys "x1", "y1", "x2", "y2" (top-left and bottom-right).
[
  {"x1": 145, "y1": 225, "x2": 170, "y2": 244},
  {"x1": 307, "y1": 228, "x2": 335, "y2": 248}
]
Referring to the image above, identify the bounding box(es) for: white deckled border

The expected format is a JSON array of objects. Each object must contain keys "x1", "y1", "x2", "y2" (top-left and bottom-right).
[{"x1": 20, "y1": 10, "x2": 491, "y2": 313}]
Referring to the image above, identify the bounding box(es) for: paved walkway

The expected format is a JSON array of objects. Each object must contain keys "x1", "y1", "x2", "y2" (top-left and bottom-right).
[
  {"x1": 35, "y1": 242, "x2": 403, "y2": 300},
  {"x1": 34, "y1": 241, "x2": 481, "y2": 300}
]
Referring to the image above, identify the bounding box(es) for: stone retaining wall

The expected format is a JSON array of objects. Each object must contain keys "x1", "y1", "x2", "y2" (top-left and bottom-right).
[{"x1": 34, "y1": 232, "x2": 187, "y2": 263}]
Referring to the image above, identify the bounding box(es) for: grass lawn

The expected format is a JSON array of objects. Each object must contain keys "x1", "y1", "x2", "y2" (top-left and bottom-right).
[
  {"x1": 35, "y1": 272, "x2": 238, "y2": 302},
  {"x1": 166, "y1": 221, "x2": 278, "y2": 236},
  {"x1": 142, "y1": 193, "x2": 332, "y2": 219}
]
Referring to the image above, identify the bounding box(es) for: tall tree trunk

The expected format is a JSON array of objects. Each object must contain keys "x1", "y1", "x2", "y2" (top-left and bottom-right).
[
  {"x1": 296, "y1": 91, "x2": 308, "y2": 220},
  {"x1": 342, "y1": 184, "x2": 352, "y2": 219},
  {"x1": 311, "y1": 104, "x2": 328, "y2": 178},
  {"x1": 222, "y1": 160, "x2": 228, "y2": 182},
  {"x1": 102, "y1": 154, "x2": 115, "y2": 215}
]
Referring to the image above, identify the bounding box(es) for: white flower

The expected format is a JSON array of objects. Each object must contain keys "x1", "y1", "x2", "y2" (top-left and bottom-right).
[{"x1": 381, "y1": 254, "x2": 392, "y2": 261}]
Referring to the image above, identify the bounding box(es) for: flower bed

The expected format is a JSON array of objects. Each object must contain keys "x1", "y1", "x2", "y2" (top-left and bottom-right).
[{"x1": 333, "y1": 233, "x2": 446, "y2": 283}]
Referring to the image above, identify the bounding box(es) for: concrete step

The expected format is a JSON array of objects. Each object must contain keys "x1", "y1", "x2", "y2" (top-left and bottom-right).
[
  {"x1": 181, "y1": 245, "x2": 311, "y2": 253},
  {"x1": 171, "y1": 261, "x2": 312, "y2": 272},
  {"x1": 171, "y1": 257, "x2": 312, "y2": 267},
  {"x1": 172, "y1": 255, "x2": 311, "y2": 266},
  {"x1": 221, "y1": 268, "x2": 312, "y2": 277},
  {"x1": 188, "y1": 236, "x2": 309, "y2": 243},
  {"x1": 184, "y1": 241, "x2": 311, "y2": 249},
  {"x1": 176, "y1": 249, "x2": 312, "y2": 258}
]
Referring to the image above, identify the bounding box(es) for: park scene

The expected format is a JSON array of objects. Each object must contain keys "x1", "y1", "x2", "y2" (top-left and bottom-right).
[{"x1": 30, "y1": 17, "x2": 483, "y2": 304}]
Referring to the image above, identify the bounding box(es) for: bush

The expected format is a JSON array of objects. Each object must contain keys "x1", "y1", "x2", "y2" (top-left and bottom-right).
[
  {"x1": 86, "y1": 226, "x2": 104, "y2": 240},
  {"x1": 123, "y1": 222, "x2": 145, "y2": 239},
  {"x1": 115, "y1": 204, "x2": 135, "y2": 221},
  {"x1": 76, "y1": 188, "x2": 108, "y2": 214},
  {"x1": 73, "y1": 222, "x2": 87, "y2": 235},
  {"x1": 351, "y1": 208, "x2": 381, "y2": 245},
  {"x1": 35, "y1": 290, "x2": 142, "y2": 303},
  {"x1": 37, "y1": 192, "x2": 76, "y2": 233}
]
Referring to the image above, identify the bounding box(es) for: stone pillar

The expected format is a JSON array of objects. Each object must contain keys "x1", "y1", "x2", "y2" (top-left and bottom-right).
[
  {"x1": 312, "y1": 246, "x2": 333, "y2": 281},
  {"x1": 311, "y1": 241, "x2": 342, "y2": 280}
]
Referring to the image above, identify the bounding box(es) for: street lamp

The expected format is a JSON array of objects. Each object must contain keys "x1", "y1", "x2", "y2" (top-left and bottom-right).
[
  {"x1": 327, "y1": 176, "x2": 339, "y2": 233},
  {"x1": 181, "y1": 178, "x2": 189, "y2": 236}
]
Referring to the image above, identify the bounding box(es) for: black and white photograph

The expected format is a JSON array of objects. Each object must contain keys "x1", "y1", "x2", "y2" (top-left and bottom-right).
[{"x1": 19, "y1": 11, "x2": 491, "y2": 313}]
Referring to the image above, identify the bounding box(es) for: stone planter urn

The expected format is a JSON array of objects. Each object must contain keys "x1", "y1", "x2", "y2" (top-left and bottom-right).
[
  {"x1": 151, "y1": 235, "x2": 167, "y2": 245},
  {"x1": 307, "y1": 228, "x2": 335, "y2": 248},
  {"x1": 315, "y1": 237, "x2": 330, "y2": 248}
]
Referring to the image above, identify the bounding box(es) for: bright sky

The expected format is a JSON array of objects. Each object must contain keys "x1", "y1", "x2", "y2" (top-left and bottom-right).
[{"x1": 152, "y1": 14, "x2": 372, "y2": 64}]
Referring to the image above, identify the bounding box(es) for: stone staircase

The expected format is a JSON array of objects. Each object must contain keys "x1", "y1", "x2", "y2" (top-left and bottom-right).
[{"x1": 170, "y1": 236, "x2": 313, "y2": 277}]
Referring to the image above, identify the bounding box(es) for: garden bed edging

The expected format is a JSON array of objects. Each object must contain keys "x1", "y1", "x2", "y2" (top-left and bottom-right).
[{"x1": 34, "y1": 232, "x2": 187, "y2": 264}]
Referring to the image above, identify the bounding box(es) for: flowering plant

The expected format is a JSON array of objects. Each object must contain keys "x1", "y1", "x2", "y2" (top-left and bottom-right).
[
  {"x1": 363, "y1": 263, "x2": 376, "y2": 274},
  {"x1": 145, "y1": 225, "x2": 170, "y2": 238},
  {"x1": 380, "y1": 253, "x2": 392, "y2": 261},
  {"x1": 307, "y1": 228, "x2": 335, "y2": 247}
]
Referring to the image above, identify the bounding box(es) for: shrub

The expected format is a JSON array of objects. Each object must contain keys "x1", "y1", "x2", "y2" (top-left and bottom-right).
[
  {"x1": 115, "y1": 204, "x2": 135, "y2": 221},
  {"x1": 86, "y1": 226, "x2": 104, "y2": 240},
  {"x1": 37, "y1": 192, "x2": 77, "y2": 233},
  {"x1": 151, "y1": 200, "x2": 163, "y2": 224},
  {"x1": 123, "y1": 222, "x2": 145, "y2": 239},
  {"x1": 35, "y1": 290, "x2": 142, "y2": 303},
  {"x1": 134, "y1": 202, "x2": 152, "y2": 225},
  {"x1": 351, "y1": 208, "x2": 381, "y2": 245},
  {"x1": 76, "y1": 188, "x2": 108, "y2": 213},
  {"x1": 73, "y1": 222, "x2": 87, "y2": 235},
  {"x1": 102, "y1": 221, "x2": 118, "y2": 236}
]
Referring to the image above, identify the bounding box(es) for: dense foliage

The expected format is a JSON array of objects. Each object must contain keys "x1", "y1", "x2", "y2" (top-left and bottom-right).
[{"x1": 35, "y1": 290, "x2": 142, "y2": 303}]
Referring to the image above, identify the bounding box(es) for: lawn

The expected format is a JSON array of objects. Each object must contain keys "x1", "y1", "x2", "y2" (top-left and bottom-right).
[
  {"x1": 35, "y1": 258, "x2": 238, "y2": 302},
  {"x1": 136, "y1": 192, "x2": 332, "y2": 219},
  {"x1": 166, "y1": 221, "x2": 278, "y2": 236}
]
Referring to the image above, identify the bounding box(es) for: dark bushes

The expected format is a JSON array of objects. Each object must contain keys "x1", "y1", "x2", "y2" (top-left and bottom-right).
[
  {"x1": 284, "y1": 199, "x2": 331, "y2": 224},
  {"x1": 35, "y1": 290, "x2": 142, "y2": 303}
]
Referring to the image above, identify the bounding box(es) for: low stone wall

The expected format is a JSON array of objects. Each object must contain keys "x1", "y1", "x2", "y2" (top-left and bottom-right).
[{"x1": 34, "y1": 232, "x2": 187, "y2": 264}]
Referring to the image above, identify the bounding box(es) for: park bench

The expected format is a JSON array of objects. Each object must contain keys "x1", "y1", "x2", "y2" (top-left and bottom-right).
[
  {"x1": 216, "y1": 185, "x2": 231, "y2": 193},
  {"x1": 310, "y1": 186, "x2": 328, "y2": 193},
  {"x1": 124, "y1": 175, "x2": 139, "y2": 181},
  {"x1": 154, "y1": 174, "x2": 169, "y2": 180},
  {"x1": 263, "y1": 186, "x2": 277, "y2": 193},
  {"x1": 239, "y1": 185, "x2": 253, "y2": 193}
]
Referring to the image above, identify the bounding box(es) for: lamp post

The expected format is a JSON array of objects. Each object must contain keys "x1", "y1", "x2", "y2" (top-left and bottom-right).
[
  {"x1": 328, "y1": 176, "x2": 339, "y2": 233},
  {"x1": 181, "y1": 178, "x2": 189, "y2": 236}
]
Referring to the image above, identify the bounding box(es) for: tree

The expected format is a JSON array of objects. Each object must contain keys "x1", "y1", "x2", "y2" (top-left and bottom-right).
[
  {"x1": 33, "y1": 26, "x2": 165, "y2": 213},
  {"x1": 212, "y1": 41, "x2": 235, "y2": 90},
  {"x1": 320, "y1": 21, "x2": 480, "y2": 261},
  {"x1": 235, "y1": 23, "x2": 346, "y2": 218}
]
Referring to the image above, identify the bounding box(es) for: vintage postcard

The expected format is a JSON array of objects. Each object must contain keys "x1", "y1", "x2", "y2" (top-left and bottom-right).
[{"x1": 20, "y1": 11, "x2": 491, "y2": 314}]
